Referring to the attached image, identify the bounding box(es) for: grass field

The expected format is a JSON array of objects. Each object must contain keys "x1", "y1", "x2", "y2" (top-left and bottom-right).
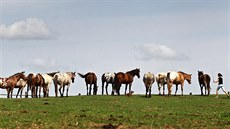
[{"x1": 0, "y1": 95, "x2": 229, "y2": 129}]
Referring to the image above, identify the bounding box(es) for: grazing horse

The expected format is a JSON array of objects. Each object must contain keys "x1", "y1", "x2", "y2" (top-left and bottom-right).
[
  {"x1": 78, "y1": 72, "x2": 98, "y2": 95},
  {"x1": 198, "y1": 71, "x2": 211, "y2": 96},
  {"x1": 27, "y1": 73, "x2": 46, "y2": 98},
  {"x1": 143, "y1": 72, "x2": 155, "y2": 98},
  {"x1": 156, "y1": 72, "x2": 167, "y2": 95},
  {"x1": 53, "y1": 72, "x2": 76, "y2": 97},
  {"x1": 113, "y1": 68, "x2": 140, "y2": 95},
  {"x1": 42, "y1": 71, "x2": 59, "y2": 97},
  {"x1": 101, "y1": 72, "x2": 115, "y2": 95},
  {"x1": 167, "y1": 71, "x2": 192, "y2": 96},
  {"x1": 3, "y1": 71, "x2": 27, "y2": 98}
]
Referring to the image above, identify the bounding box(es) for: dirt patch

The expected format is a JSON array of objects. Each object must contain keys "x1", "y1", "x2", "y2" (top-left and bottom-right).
[{"x1": 20, "y1": 110, "x2": 28, "y2": 113}]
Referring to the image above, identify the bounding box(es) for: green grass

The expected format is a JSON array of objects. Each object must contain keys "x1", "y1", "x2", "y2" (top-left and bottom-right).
[{"x1": 0, "y1": 95, "x2": 230, "y2": 129}]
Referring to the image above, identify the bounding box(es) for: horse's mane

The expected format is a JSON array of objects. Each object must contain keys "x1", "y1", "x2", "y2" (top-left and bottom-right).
[
  {"x1": 9, "y1": 71, "x2": 25, "y2": 78},
  {"x1": 126, "y1": 68, "x2": 139, "y2": 74},
  {"x1": 178, "y1": 71, "x2": 187, "y2": 75}
]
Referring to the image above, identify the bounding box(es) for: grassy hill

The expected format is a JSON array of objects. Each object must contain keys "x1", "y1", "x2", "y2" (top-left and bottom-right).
[{"x1": 0, "y1": 95, "x2": 229, "y2": 129}]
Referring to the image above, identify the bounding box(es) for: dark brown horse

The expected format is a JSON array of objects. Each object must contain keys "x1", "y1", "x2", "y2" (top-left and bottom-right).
[
  {"x1": 2, "y1": 71, "x2": 27, "y2": 98},
  {"x1": 198, "y1": 71, "x2": 211, "y2": 96},
  {"x1": 78, "y1": 72, "x2": 98, "y2": 95},
  {"x1": 113, "y1": 68, "x2": 140, "y2": 95},
  {"x1": 27, "y1": 73, "x2": 46, "y2": 98}
]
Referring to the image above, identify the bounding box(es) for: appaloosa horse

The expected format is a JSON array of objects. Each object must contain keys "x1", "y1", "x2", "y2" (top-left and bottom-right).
[
  {"x1": 143, "y1": 72, "x2": 155, "y2": 98},
  {"x1": 198, "y1": 71, "x2": 211, "y2": 96},
  {"x1": 53, "y1": 72, "x2": 76, "y2": 97},
  {"x1": 78, "y1": 72, "x2": 98, "y2": 95},
  {"x1": 113, "y1": 68, "x2": 140, "y2": 95},
  {"x1": 3, "y1": 71, "x2": 27, "y2": 98},
  {"x1": 167, "y1": 71, "x2": 192, "y2": 96},
  {"x1": 156, "y1": 72, "x2": 167, "y2": 95},
  {"x1": 101, "y1": 72, "x2": 115, "y2": 95}
]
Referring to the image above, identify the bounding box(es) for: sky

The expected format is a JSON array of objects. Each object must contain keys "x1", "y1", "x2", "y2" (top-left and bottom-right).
[{"x1": 0, "y1": 0, "x2": 229, "y2": 97}]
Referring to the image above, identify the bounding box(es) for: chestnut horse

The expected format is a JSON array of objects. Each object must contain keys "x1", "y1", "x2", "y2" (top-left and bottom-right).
[
  {"x1": 167, "y1": 71, "x2": 192, "y2": 96},
  {"x1": 27, "y1": 73, "x2": 46, "y2": 98},
  {"x1": 198, "y1": 71, "x2": 211, "y2": 96},
  {"x1": 53, "y1": 72, "x2": 76, "y2": 97},
  {"x1": 113, "y1": 68, "x2": 140, "y2": 95},
  {"x1": 78, "y1": 72, "x2": 98, "y2": 95},
  {"x1": 143, "y1": 72, "x2": 155, "y2": 98},
  {"x1": 101, "y1": 72, "x2": 115, "y2": 95},
  {"x1": 3, "y1": 71, "x2": 27, "y2": 98}
]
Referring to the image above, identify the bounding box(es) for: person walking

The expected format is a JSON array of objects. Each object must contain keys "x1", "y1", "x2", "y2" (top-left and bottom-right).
[{"x1": 213, "y1": 73, "x2": 229, "y2": 98}]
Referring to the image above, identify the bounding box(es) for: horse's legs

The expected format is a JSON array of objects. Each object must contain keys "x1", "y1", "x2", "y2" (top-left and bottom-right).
[
  {"x1": 145, "y1": 86, "x2": 148, "y2": 97},
  {"x1": 89, "y1": 84, "x2": 92, "y2": 95},
  {"x1": 157, "y1": 84, "x2": 161, "y2": 95},
  {"x1": 62, "y1": 86, "x2": 65, "y2": 97},
  {"x1": 66, "y1": 85, "x2": 69, "y2": 97},
  {"x1": 105, "y1": 83, "x2": 109, "y2": 95},
  {"x1": 86, "y1": 84, "x2": 89, "y2": 95},
  {"x1": 167, "y1": 83, "x2": 172, "y2": 96},
  {"x1": 39, "y1": 86, "x2": 42, "y2": 98},
  {"x1": 102, "y1": 82, "x2": 104, "y2": 95},
  {"x1": 163, "y1": 84, "x2": 165, "y2": 96},
  {"x1": 175, "y1": 85, "x2": 178, "y2": 96},
  {"x1": 149, "y1": 86, "x2": 152, "y2": 98},
  {"x1": 59, "y1": 85, "x2": 62, "y2": 97},
  {"x1": 200, "y1": 84, "x2": 203, "y2": 95},
  {"x1": 181, "y1": 84, "x2": 184, "y2": 96},
  {"x1": 129, "y1": 83, "x2": 132, "y2": 94},
  {"x1": 16, "y1": 88, "x2": 20, "y2": 98},
  {"x1": 125, "y1": 84, "x2": 128, "y2": 95}
]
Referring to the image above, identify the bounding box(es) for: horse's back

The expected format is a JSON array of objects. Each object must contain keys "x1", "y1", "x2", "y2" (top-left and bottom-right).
[
  {"x1": 143, "y1": 72, "x2": 155, "y2": 86},
  {"x1": 86, "y1": 72, "x2": 97, "y2": 84}
]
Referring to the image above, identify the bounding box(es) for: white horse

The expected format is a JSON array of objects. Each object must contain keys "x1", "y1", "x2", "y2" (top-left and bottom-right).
[
  {"x1": 15, "y1": 78, "x2": 27, "y2": 98},
  {"x1": 101, "y1": 72, "x2": 115, "y2": 95},
  {"x1": 42, "y1": 71, "x2": 59, "y2": 97},
  {"x1": 53, "y1": 72, "x2": 76, "y2": 97},
  {"x1": 156, "y1": 72, "x2": 167, "y2": 95},
  {"x1": 143, "y1": 72, "x2": 155, "y2": 98}
]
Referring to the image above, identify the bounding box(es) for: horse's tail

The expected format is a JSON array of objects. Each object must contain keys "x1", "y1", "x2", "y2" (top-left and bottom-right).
[{"x1": 78, "y1": 73, "x2": 86, "y2": 78}]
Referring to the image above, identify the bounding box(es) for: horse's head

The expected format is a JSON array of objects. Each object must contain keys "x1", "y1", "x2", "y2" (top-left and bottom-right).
[
  {"x1": 70, "y1": 72, "x2": 76, "y2": 83},
  {"x1": 198, "y1": 71, "x2": 203, "y2": 78},
  {"x1": 186, "y1": 74, "x2": 192, "y2": 84},
  {"x1": 134, "y1": 68, "x2": 140, "y2": 78}
]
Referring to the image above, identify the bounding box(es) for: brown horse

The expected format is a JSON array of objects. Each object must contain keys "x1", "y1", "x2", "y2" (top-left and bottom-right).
[
  {"x1": 113, "y1": 68, "x2": 140, "y2": 95},
  {"x1": 27, "y1": 73, "x2": 46, "y2": 98},
  {"x1": 2, "y1": 71, "x2": 27, "y2": 98},
  {"x1": 167, "y1": 71, "x2": 192, "y2": 96},
  {"x1": 78, "y1": 72, "x2": 98, "y2": 95},
  {"x1": 198, "y1": 71, "x2": 211, "y2": 96}
]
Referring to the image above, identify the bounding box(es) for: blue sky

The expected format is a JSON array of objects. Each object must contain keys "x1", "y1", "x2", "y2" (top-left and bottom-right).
[{"x1": 0, "y1": 0, "x2": 229, "y2": 97}]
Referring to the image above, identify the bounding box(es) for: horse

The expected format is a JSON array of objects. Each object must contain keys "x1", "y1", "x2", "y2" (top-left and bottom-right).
[
  {"x1": 167, "y1": 71, "x2": 192, "y2": 96},
  {"x1": 42, "y1": 71, "x2": 59, "y2": 97},
  {"x1": 15, "y1": 78, "x2": 27, "y2": 98},
  {"x1": 2, "y1": 71, "x2": 27, "y2": 98},
  {"x1": 101, "y1": 72, "x2": 115, "y2": 95},
  {"x1": 113, "y1": 68, "x2": 140, "y2": 95},
  {"x1": 143, "y1": 72, "x2": 155, "y2": 98},
  {"x1": 78, "y1": 72, "x2": 98, "y2": 95},
  {"x1": 27, "y1": 73, "x2": 46, "y2": 98},
  {"x1": 156, "y1": 72, "x2": 167, "y2": 95},
  {"x1": 198, "y1": 71, "x2": 211, "y2": 96},
  {"x1": 53, "y1": 72, "x2": 76, "y2": 97}
]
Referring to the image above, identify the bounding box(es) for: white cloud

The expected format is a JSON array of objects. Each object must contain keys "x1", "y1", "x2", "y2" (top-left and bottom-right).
[
  {"x1": 20, "y1": 57, "x2": 58, "y2": 71},
  {"x1": 135, "y1": 43, "x2": 189, "y2": 61},
  {"x1": 0, "y1": 18, "x2": 55, "y2": 40}
]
